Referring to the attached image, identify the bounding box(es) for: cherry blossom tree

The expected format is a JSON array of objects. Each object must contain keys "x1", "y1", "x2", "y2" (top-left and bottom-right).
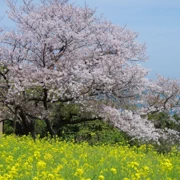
[
  {"x1": 0, "y1": 0, "x2": 179, "y2": 142},
  {"x1": 140, "y1": 76, "x2": 180, "y2": 114}
]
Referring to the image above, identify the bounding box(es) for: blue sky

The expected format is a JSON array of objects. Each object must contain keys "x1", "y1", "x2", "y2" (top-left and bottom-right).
[{"x1": 0, "y1": 0, "x2": 180, "y2": 79}]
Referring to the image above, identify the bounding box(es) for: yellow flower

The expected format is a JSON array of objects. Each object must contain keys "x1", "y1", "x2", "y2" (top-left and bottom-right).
[
  {"x1": 135, "y1": 172, "x2": 141, "y2": 179},
  {"x1": 3, "y1": 174, "x2": 12, "y2": 179},
  {"x1": 34, "y1": 151, "x2": 41, "y2": 159},
  {"x1": 24, "y1": 162, "x2": 32, "y2": 170},
  {"x1": 6, "y1": 155, "x2": 14, "y2": 163},
  {"x1": 47, "y1": 173, "x2": 55, "y2": 180},
  {"x1": 44, "y1": 153, "x2": 53, "y2": 161},
  {"x1": 110, "y1": 167, "x2": 117, "y2": 174},
  {"x1": 98, "y1": 175, "x2": 105, "y2": 180},
  {"x1": 74, "y1": 168, "x2": 84, "y2": 177},
  {"x1": 32, "y1": 177, "x2": 39, "y2": 180},
  {"x1": 27, "y1": 157, "x2": 33, "y2": 163},
  {"x1": 161, "y1": 159, "x2": 173, "y2": 171},
  {"x1": 129, "y1": 162, "x2": 139, "y2": 168},
  {"x1": 54, "y1": 165, "x2": 63, "y2": 173},
  {"x1": 143, "y1": 166, "x2": 149, "y2": 172},
  {"x1": 37, "y1": 160, "x2": 46, "y2": 169}
]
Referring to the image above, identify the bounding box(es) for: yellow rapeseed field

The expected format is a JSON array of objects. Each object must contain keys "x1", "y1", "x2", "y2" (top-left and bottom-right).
[{"x1": 0, "y1": 135, "x2": 179, "y2": 180}]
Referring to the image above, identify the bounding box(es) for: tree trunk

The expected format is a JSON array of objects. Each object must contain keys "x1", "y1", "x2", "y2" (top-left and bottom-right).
[
  {"x1": 0, "y1": 121, "x2": 3, "y2": 136},
  {"x1": 44, "y1": 118, "x2": 56, "y2": 138},
  {"x1": 18, "y1": 109, "x2": 36, "y2": 140}
]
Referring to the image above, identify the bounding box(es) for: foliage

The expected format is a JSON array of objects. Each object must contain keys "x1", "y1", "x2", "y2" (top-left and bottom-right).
[
  {"x1": 148, "y1": 112, "x2": 177, "y2": 129},
  {"x1": 0, "y1": 135, "x2": 180, "y2": 180},
  {"x1": 35, "y1": 119, "x2": 47, "y2": 137},
  {"x1": 172, "y1": 114, "x2": 180, "y2": 132},
  {"x1": 58, "y1": 120, "x2": 129, "y2": 145},
  {"x1": 3, "y1": 113, "x2": 129, "y2": 146},
  {"x1": 3, "y1": 120, "x2": 14, "y2": 135},
  {"x1": 3, "y1": 119, "x2": 47, "y2": 137}
]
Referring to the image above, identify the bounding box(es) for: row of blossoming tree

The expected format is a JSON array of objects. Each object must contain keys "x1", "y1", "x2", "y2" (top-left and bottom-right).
[{"x1": 0, "y1": 0, "x2": 180, "y2": 142}]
